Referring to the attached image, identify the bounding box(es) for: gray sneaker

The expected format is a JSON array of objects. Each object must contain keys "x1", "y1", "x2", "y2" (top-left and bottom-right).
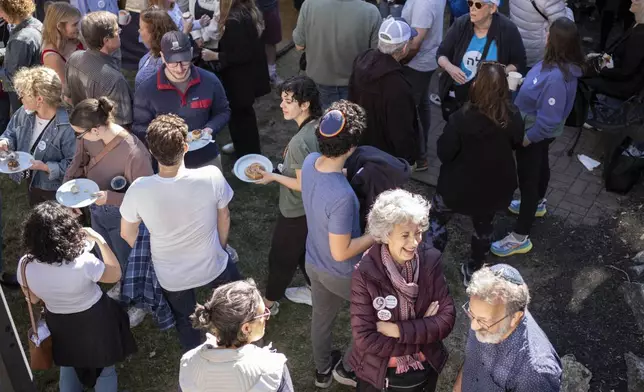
[{"x1": 222, "y1": 143, "x2": 235, "y2": 155}]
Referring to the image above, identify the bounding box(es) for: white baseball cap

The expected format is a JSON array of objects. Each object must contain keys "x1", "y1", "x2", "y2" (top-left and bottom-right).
[{"x1": 378, "y1": 17, "x2": 418, "y2": 45}]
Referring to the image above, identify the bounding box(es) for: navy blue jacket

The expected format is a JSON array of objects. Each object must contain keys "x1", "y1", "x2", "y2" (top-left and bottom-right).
[{"x1": 132, "y1": 65, "x2": 230, "y2": 168}]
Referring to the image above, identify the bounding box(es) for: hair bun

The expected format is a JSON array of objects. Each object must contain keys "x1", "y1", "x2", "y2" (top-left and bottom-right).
[
  {"x1": 189, "y1": 304, "x2": 212, "y2": 330},
  {"x1": 97, "y1": 97, "x2": 114, "y2": 115}
]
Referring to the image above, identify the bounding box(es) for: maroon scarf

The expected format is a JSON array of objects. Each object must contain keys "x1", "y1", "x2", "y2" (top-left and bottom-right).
[{"x1": 381, "y1": 245, "x2": 425, "y2": 374}]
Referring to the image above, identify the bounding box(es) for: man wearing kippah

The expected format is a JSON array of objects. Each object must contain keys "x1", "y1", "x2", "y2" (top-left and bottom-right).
[
  {"x1": 300, "y1": 101, "x2": 375, "y2": 388},
  {"x1": 453, "y1": 264, "x2": 562, "y2": 392},
  {"x1": 348, "y1": 17, "x2": 420, "y2": 166}
]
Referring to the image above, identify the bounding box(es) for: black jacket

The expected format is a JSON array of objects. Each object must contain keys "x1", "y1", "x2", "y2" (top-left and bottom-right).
[
  {"x1": 436, "y1": 104, "x2": 524, "y2": 215},
  {"x1": 437, "y1": 13, "x2": 526, "y2": 102},
  {"x1": 597, "y1": 24, "x2": 644, "y2": 99},
  {"x1": 217, "y1": 8, "x2": 270, "y2": 107},
  {"x1": 345, "y1": 146, "x2": 411, "y2": 231},
  {"x1": 348, "y1": 49, "x2": 419, "y2": 164}
]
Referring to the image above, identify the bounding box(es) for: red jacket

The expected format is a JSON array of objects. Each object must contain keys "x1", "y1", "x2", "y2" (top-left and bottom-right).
[{"x1": 349, "y1": 243, "x2": 456, "y2": 389}]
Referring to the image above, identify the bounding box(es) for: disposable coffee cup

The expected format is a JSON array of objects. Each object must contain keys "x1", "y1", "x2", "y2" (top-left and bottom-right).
[
  {"x1": 111, "y1": 175, "x2": 128, "y2": 193},
  {"x1": 118, "y1": 10, "x2": 130, "y2": 25},
  {"x1": 507, "y1": 71, "x2": 522, "y2": 91},
  {"x1": 182, "y1": 12, "x2": 192, "y2": 20},
  {"x1": 190, "y1": 29, "x2": 202, "y2": 40}
]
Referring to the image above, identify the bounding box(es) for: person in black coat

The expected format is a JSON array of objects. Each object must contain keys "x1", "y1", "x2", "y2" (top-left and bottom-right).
[
  {"x1": 348, "y1": 22, "x2": 419, "y2": 166},
  {"x1": 201, "y1": 0, "x2": 270, "y2": 159},
  {"x1": 426, "y1": 62, "x2": 524, "y2": 286},
  {"x1": 436, "y1": 1, "x2": 526, "y2": 119},
  {"x1": 584, "y1": 2, "x2": 644, "y2": 101}
]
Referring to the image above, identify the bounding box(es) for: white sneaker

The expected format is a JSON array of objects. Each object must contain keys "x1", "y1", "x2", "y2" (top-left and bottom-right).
[
  {"x1": 226, "y1": 244, "x2": 239, "y2": 263},
  {"x1": 128, "y1": 307, "x2": 147, "y2": 328},
  {"x1": 222, "y1": 143, "x2": 235, "y2": 155},
  {"x1": 107, "y1": 284, "x2": 121, "y2": 300},
  {"x1": 285, "y1": 286, "x2": 312, "y2": 306},
  {"x1": 268, "y1": 301, "x2": 280, "y2": 316}
]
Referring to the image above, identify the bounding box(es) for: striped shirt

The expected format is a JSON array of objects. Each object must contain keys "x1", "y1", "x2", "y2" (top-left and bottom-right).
[{"x1": 64, "y1": 49, "x2": 133, "y2": 126}]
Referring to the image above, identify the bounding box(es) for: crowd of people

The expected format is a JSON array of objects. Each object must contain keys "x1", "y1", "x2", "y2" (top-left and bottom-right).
[{"x1": 0, "y1": 0, "x2": 643, "y2": 391}]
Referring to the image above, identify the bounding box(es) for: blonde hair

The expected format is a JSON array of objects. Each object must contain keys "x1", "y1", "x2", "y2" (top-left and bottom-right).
[
  {"x1": 219, "y1": 0, "x2": 264, "y2": 38},
  {"x1": 13, "y1": 66, "x2": 64, "y2": 108},
  {"x1": 42, "y1": 2, "x2": 81, "y2": 51}
]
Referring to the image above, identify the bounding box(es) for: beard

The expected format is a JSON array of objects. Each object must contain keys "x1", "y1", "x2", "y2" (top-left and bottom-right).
[{"x1": 474, "y1": 318, "x2": 513, "y2": 344}]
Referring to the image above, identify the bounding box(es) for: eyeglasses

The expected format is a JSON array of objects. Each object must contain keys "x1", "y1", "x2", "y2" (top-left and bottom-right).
[
  {"x1": 76, "y1": 128, "x2": 92, "y2": 140},
  {"x1": 319, "y1": 109, "x2": 346, "y2": 138},
  {"x1": 167, "y1": 61, "x2": 192, "y2": 68},
  {"x1": 247, "y1": 307, "x2": 271, "y2": 323},
  {"x1": 462, "y1": 301, "x2": 513, "y2": 331},
  {"x1": 467, "y1": 1, "x2": 486, "y2": 9}
]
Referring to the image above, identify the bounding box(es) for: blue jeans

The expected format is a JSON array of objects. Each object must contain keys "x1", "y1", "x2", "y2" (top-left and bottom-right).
[
  {"x1": 90, "y1": 204, "x2": 132, "y2": 273},
  {"x1": 163, "y1": 258, "x2": 243, "y2": 352},
  {"x1": 316, "y1": 84, "x2": 349, "y2": 111},
  {"x1": 59, "y1": 366, "x2": 117, "y2": 392}
]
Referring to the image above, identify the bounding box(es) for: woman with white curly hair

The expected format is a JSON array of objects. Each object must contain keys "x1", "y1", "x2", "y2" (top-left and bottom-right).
[{"x1": 349, "y1": 189, "x2": 456, "y2": 392}]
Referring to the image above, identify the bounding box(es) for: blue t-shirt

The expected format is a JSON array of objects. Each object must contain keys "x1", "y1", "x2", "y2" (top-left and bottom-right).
[
  {"x1": 301, "y1": 153, "x2": 361, "y2": 277},
  {"x1": 459, "y1": 35, "x2": 498, "y2": 84}
]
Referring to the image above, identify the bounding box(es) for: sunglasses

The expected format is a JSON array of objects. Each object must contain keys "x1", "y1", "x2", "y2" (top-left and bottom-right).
[
  {"x1": 248, "y1": 307, "x2": 271, "y2": 322},
  {"x1": 478, "y1": 60, "x2": 507, "y2": 71},
  {"x1": 467, "y1": 1, "x2": 487, "y2": 9},
  {"x1": 76, "y1": 128, "x2": 92, "y2": 140},
  {"x1": 319, "y1": 109, "x2": 346, "y2": 138}
]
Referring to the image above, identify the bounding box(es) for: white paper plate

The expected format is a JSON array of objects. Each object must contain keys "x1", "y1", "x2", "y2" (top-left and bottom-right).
[
  {"x1": 187, "y1": 131, "x2": 213, "y2": 151},
  {"x1": 232, "y1": 154, "x2": 274, "y2": 183},
  {"x1": 56, "y1": 179, "x2": 100, "y2": 208},
  {"x1": 0, "y1": 151, "x2": 34, "y2": 174}
]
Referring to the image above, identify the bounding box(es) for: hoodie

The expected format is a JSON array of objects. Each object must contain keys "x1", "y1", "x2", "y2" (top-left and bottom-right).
[
  {"x1": 348, "y1": 49, "x2": 419, "y2": 164},
  {"x1": 515, "y1": 61, "x2": 582, "y2": 143},
  {"x1": 345, "y1": 145, "x2": 411, "y2": 231}
]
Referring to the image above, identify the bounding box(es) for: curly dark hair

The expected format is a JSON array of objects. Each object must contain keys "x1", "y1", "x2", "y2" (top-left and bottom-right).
[
  {"x1": 279, "y1": 75, "x2": 323, "y2": 119},
  {"x1": 317, "y1": 100, "x2": 366, "y2": 158},
  {"x1": 22, "y1": 201, "x2": 85, "y2": 265},
  {"x1": 0, "y1": 0, "x2": 36, "y2": 22},
  {"x1": 140, "y1": 8, "x2": 178, "y2": 57},
  {"x1": 146, "y1": 114, "x2": 188, "y2": 166},
  {"x1": 190, "y1": 279, "x2": 263, "y2": 348}
]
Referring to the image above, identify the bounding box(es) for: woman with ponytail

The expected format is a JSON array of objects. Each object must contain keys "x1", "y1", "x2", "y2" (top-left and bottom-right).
[
  {"x1": 65, "y1": 97, "x2": 153, "y2": 325},
  {"x1": 179, "y1": 279, "x2": 294, "y2": 392}
]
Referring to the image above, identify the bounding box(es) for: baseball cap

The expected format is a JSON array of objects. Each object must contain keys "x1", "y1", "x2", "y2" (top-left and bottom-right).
[
  {"x1": 378, "y1": 17, "x2": 418, "y2": 45},
  {"x1": 489, "y1": 264, "x2": 525, "y2": 285},
  {"x1": 161, "y1": 31, "x2": 192, "y2": 63}
]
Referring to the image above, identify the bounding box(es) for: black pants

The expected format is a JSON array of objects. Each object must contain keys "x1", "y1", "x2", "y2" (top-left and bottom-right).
[
  {"x1": 0, "y1": 93, "x2": 10, "y2": 132},
  {"x1": 229, "y1": 104, "x2": 261, "y2": 159},
  {"x1": 515, "y1": 138, "x2": 553, "y2": 235},
  {"x1": 8, "y1": 91, "x2": 20, "y2": 115},
  {"x1": 265, "y1": 213, "x2": 310, "y2": 301},
  {"x1": 356, "y1": 364, "x2": 438, "y2": 392},
  {"x1": 28, "y1": 188, "x2": 57, "y2": 206},
  {"x1": 426, "y1": 194, "x2": 494, "y2": 271}
]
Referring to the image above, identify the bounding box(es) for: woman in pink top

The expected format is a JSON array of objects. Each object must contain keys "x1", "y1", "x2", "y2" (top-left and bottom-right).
[
  {"x1": 65, "y1": 97, "x2": 153, "y2": 310},
  {"x1": 41, "y1": 2, "x2": 84, "y2": 89}
]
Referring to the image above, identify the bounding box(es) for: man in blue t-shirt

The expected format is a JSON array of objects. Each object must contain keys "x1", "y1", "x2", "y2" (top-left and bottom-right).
[{"x1": 301, "y1": 100, "x2": 374, "y2": 389}]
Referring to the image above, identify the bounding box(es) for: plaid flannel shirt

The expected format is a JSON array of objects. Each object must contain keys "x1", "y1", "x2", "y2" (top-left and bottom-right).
[{"x1": 121, "y1": 224, "x2": 175, "y2": 330}]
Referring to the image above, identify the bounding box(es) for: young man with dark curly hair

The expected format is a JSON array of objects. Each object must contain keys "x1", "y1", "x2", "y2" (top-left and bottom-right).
[
  {"x1": 119, "y1": 114, "x2": 242, "y2": 352},
  {"x1": 300, "y1": 100, "x2": 374, "y2": 388}
]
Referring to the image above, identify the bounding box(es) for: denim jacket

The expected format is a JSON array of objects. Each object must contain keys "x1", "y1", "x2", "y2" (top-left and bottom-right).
[{"x1": 0, "y1": 107, "x2": 76, "y2": 190}]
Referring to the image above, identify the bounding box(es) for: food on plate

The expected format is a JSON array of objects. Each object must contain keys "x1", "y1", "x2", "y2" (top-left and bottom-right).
[
  {"x1": 7, "y1": 158, "x2": 20, "y2": 171},
  {"x1": 191, "y1": 130, "x2": 203, "y2": 140},
  {"x1": 244, "y1": 163, "x2": 265, "y2": 180},
  {"x1": 71, "y1": 184, "x2": 80, "y2": 194}
]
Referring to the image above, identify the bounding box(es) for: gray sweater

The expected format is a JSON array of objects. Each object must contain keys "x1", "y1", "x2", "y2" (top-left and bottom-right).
[{"x1": 293, "y1": 0, "x2": 381, "y2": 86}]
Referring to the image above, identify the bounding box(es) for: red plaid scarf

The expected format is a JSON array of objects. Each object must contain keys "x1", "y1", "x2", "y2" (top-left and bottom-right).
[{"x1": 381, "y1": 245, "x2": 425, "y2": 374}]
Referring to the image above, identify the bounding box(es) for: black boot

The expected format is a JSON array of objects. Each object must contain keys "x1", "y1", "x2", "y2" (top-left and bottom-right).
[{"x1": 0, "y1": 272, "x2": 20, "y2": 289}]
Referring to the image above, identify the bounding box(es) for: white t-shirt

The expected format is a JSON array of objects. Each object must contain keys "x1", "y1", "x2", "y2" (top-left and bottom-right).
[
  {"x1": 29, "y1": 115, "x2": 50, "y2": 152},
  {"x1": 120, "y1": 165, "x2": 234, "y2": 292},
  {"x1": 401, "y1": 0, "x2": 446, "y2": 72},
  {"x1": 17, "y1": 252, "x2": 105, "y2": 314}
]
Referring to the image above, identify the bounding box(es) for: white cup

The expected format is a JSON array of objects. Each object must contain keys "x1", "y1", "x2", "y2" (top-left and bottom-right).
[
  {"x1": 190, "y1": 29, "x2": 202, "y2": 40},
  {"x1": 182, "y1": 12, "x2": 192, "y2": 20},
  {"x1": 118, "y1": 10, "x2": 131, "y2": 25},
  {"x1": 507, "y1": 71, "x2": 522, "y2": 91}
]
